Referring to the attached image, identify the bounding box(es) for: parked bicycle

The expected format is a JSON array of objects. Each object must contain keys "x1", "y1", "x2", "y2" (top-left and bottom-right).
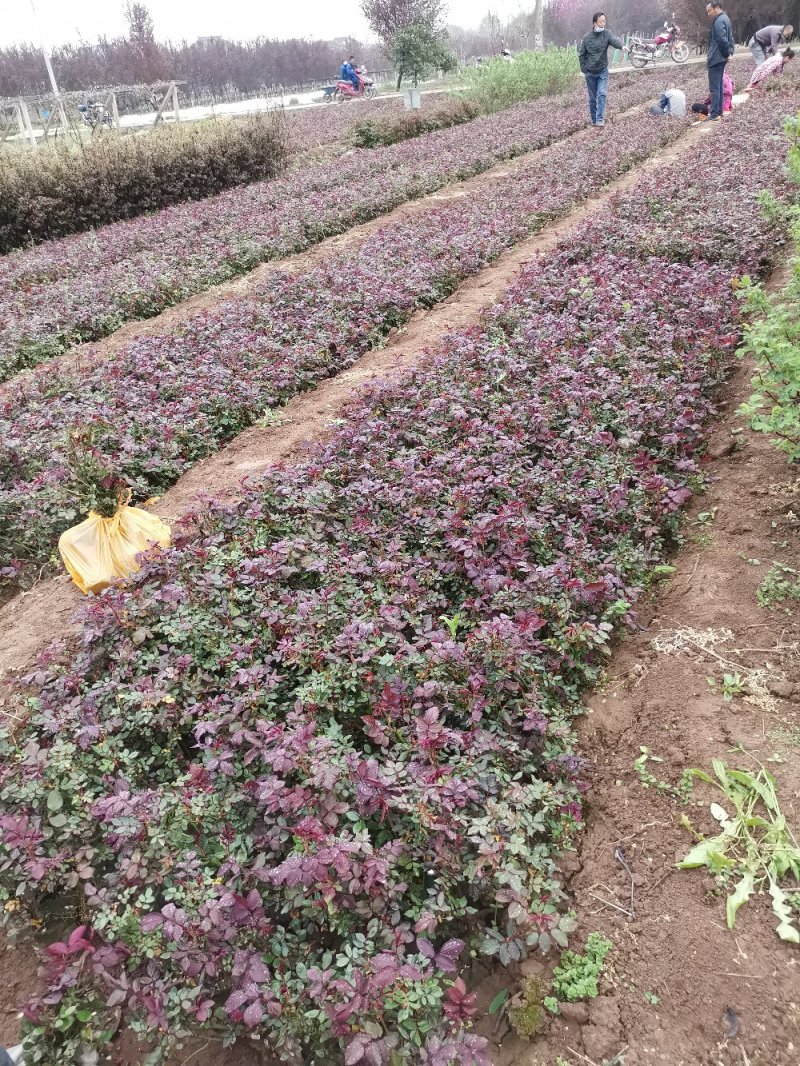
[{"x1": 77, "y1": 100, "x2": 112, "y2": 131}]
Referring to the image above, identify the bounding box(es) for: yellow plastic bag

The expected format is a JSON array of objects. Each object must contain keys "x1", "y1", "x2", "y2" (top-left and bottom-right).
[{"x1": 58, "y1": 490, "x2": 171, "y2": 595}]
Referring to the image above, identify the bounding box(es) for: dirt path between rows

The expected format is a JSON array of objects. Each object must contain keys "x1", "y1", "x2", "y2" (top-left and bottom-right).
[
  {"x1": 0, "y1": 115, "x2": 722, "y2": 698},
  {"x1": 475, "y1": 269, "x2": 800, "y2": 1066}
]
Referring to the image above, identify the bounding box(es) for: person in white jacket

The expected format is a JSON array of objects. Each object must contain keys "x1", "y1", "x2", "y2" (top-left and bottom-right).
[{"x1": 650, "y1": 86, "x2": 687, "y2": 117}]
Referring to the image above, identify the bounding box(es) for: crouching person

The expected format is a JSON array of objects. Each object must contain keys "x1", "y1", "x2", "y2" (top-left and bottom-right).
[{"x1": 650, "y1": 85, "x2": 687, "y2": 116}]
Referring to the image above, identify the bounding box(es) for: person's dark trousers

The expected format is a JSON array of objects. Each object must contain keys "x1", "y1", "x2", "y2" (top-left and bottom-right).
[{"x1": 708, "y1": 62, "x2": 726, "y2": 118}]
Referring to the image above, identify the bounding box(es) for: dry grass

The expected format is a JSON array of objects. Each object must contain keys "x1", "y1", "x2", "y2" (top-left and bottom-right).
[{"x1": 0, "y1": 110, "x2": 290, "y2": 253}]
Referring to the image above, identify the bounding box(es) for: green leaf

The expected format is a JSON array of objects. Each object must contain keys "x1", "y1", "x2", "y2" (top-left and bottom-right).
[
  {"x1": 711, "y1": 759, "x2": 729, "y2": 789},
  {"x1": 677, "y1": 834, "x2": 728, "y2": 869},
  {"x1": 46, "y1": 790, "x2": 63, "y2": 812},
  {"x1": 488, "y1": 989, "x2": 509, "y2": 1015},
  {"x1": 769, "y1": 880, "x2": 800, "y2": 943},
  {"x1": 49, "y1": 812, "x2": 68, "y2": 828},
  {"x1": 552, "y1": 927, "x2": 569, "y2": 949},
  {"x1": 727, "y1": 769, "x2": 777, "y2": 811},
  {"x1": 775, "y1": 921, "x2": 800, "y2": 944},
  {"x1": 726, "y1": 872, "x2": 755, "y2": 929}
]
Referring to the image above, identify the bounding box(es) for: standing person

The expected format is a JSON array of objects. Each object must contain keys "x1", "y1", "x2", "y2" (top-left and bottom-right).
[
  {"x1": 703, "y1": 3, "x2": 735, "y2": 123},
  {"x1": 748, "y1": 23, "x2": 793, "y2": 66},
  {"x1": 578, "y1": 12, "x2": 625, "y2": 129},
  {"x1": 745, "y1": 47, "x2": 795, "y2": 90}
]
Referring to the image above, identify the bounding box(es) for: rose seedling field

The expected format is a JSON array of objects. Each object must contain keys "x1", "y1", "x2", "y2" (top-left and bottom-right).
[
  {"x1": 0, "y1": 102, "x2": 701, "y2": 592},
  {"x1": 1, "y1": 82, "x2": 798, "y2": 1065},
  {"x1": 0, "y1": 253, "x2": 746, "y2": 1066},
  {"x1": 0, "y1": 69, "x2": 703, "y2": 381}
]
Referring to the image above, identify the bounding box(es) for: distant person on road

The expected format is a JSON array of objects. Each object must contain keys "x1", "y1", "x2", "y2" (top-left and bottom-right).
[
  {"x1": 650, "y1": 85, "x2": 687, "y2": 116},
  {"x1": 748, "y1": 24, "x2": 793, "y2": 67},
  {"x1": 347, "y1": 55, "x2": 360, "y2": 90},
  {"x1": 745, "y1": 47, "x2": 796, "y2": 90},
  {"x1": 702, "y1": 3, "x2": 735, "y2": 123},
  {"x1": 578, "y1": 11, "x2": 625, "y2": 129},
  {"x1": 339, "y1": 56, "x2": 359, "y2": 90},
  {"x1": 691, "y1": 69, "x2": 733, "y2": 116}
]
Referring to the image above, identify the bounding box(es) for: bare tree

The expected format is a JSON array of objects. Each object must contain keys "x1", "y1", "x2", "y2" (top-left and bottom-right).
[
  {"x1": 124, "y1": 2, "x2": 165, "y2": 82},
  {"x1": 360, "y1": 0, "x2": 447, "y2": 44},
  {"x1": 545, "y1": 0, "x2": 665, "y2": 45},
  {"x1": 0, "y1": 30, "x2": 387, "y2": 100},
  {"x1": 533, "y1": 1, "x2": 545, "y2": 49},
  {"x1": 481, "y1": 10, "x2": 504, "y2": 53},
  {"x1": 671, "y1": 0, "x2": 794, "y2": 44},
  {"x1": 509, "y1": 4, "x2": 546, "y2": 50}
]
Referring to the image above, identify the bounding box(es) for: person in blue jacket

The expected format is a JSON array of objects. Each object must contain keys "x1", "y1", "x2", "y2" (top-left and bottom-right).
[
  {"x1": 339, "y1": 55, "x2": 359, "y2": 91},
  {"x1": 704, "y1": 3, "x2": 735, "y2": 121}
]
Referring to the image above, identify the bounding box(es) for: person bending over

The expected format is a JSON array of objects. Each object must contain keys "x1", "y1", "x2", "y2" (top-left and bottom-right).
[
  {"x1": 745, "y1": 47, "x2": 795, "y2": 91},
  {"x1": 691, "y1": 69, "x2": 733, "y2": 116},
  {"x1": 650, "y1": 85, "x2": 687, "y2": 116},
  {"x1": 748, "y1": 23, "x2": 793, "y2": 66}
]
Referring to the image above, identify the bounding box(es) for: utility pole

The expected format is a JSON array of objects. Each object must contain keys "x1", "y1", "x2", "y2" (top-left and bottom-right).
[{"x1": 28, "y1": 0, "x2": 71, "y2": 136}]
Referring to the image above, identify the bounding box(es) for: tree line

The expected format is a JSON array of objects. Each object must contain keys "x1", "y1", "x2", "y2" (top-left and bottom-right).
[{"x1": 2, "y1": 0, "x2": 799, "y2": 101}]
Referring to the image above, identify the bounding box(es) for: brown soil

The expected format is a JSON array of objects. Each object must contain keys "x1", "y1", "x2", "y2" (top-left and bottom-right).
[{"x1": 0, "y1": 118, "x2": 718, "y2": 691}]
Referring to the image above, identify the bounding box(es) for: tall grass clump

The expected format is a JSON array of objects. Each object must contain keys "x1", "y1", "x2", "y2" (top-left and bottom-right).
[
  {"x1": 0, "y1": 110, "x2": 290, "y2": 254},
  {"x1": 351, "y1": 97, "x2": 479, "y2": 147},
  {"x1": 737, "y1": 112, "x2": 800, "y2": 460},
  {"x1": 466, "y1": 48, "x2": 580, "y2": 113}
]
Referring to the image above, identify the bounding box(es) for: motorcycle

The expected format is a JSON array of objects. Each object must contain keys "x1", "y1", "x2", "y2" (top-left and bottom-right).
[
  {"x1": 628, "y1": 16, "x2": 690, "y2": 68},
  {"x1": 77, "y1": 101, "x2": 112, "y2": 131},
  {"x1": 331, "y1": 69, "x2": 377, "y2": 102}
]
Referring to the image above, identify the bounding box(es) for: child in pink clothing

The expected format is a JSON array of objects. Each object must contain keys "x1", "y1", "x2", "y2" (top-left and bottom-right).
[{"x1": 691, "y1": 70, "x2": 734, "y2": 115}]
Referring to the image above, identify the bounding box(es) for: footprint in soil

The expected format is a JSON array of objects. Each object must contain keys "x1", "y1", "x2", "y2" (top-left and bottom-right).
[{"x1": 582, "y1": 998, "x2": 622, "y2": 1062}]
